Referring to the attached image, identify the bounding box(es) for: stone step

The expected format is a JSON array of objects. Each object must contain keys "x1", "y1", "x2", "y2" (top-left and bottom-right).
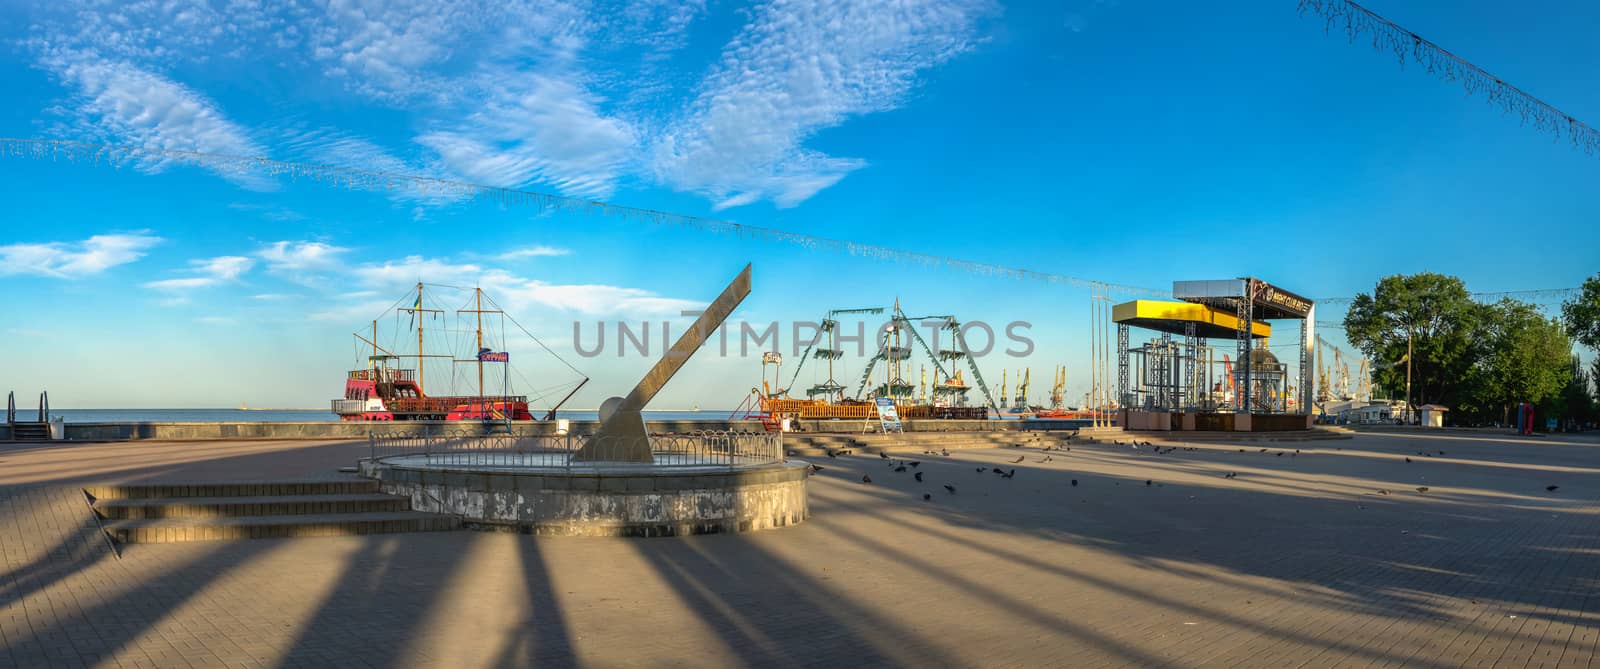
[
  {"x1": 8, "y1": 422, "x2": 52, "y2": 441},
  {"x1": 85, "y1": 479, "x2": 381, "y2": 501},
  {"x1": 93, "y1": 493, "x2": 410, "y2": 520},
  {"x1": 103, "y1": 511, "x2": 460, "y2": 544}
]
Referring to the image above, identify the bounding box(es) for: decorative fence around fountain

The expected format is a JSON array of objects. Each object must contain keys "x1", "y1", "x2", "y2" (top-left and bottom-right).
[{"x1": 367, "y1": 429, "x2": 785, "y2": 471}]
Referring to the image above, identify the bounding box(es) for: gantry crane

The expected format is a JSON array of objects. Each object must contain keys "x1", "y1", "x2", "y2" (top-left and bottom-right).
[
  {"x1": 853, "y1": 302, "x2": 1000, "y2": 412},
  {"x1": 785, "y1": 305, "x2": 884, "y2": 402},
  {"x1": 1014, "y1": 368, "x2": 1030, "y2": 409}
]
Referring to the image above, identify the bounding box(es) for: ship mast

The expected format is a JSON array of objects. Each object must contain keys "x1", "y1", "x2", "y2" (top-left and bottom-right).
[
  {"x1": 477, "y1": 288, "x2": 483, "y2": 396},
  {"x1": 456, "y1": 287, "x2": 502, "y2": 397},
  {"x1": 398, "y1": 282, "x2": 444, "y2": 393}
]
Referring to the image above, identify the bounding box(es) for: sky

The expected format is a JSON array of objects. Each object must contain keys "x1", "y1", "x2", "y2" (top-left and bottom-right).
[{"x1": 0, "y1": 0, "x2": 1596, "y2": 410}]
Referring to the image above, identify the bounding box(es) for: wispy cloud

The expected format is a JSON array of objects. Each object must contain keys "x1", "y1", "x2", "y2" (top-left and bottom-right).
[
  {"x1": 258, "y1": 241, "x2": 349, "y2": 273},
  {"x1": 309, "y1": 252, "x2": 698, "y2": 320},
  {"x1": 0, "y1": 233, "x2": 161, "y2": 278},
  {"x1": 144, "y1": 255, "x2": 255, "y2": 291},
  {"x1": 652, "y1": 0, "x2": 990, "y2": 209},
  {"x1": 417, "y1": 73, "x2": 637, "y2": 199},
  {"x1": 228, "y1": 203, "x2": 304, "y2": 223},
  {"x1": 496, "y1": 246, "x2": 572, "y2": 260},
  {"x1": 496, "y1": 281, "x2": 702, "y2": 316},
  {"x1": 40, "y1": 54, "x2": 271, "y2": 188}
]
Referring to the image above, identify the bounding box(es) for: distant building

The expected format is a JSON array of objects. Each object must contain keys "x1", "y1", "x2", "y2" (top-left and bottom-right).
[
  {"x1": 1419, "y1": 404, "x2": 1449, "y2": 428},
  {"x1": 1344, "y1": 404, "x2": 1392, "y2": 424}
]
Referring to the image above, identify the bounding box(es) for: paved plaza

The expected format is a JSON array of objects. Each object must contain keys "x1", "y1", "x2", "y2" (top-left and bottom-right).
[{"x1": 1, "y1": 429, "x2": 1597, "y2": 668}]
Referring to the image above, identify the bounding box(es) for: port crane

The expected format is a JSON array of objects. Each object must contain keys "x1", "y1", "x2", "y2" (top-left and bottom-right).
[
  {"x1": 1014, "y1": 368, "x2": 1030, "y2": 409},
  {"x1": 853, "y1": 302, "x2": 1001, "y2": 412},
  {"x1": 784, "y1": 306, "x2": 884, "y2": 402},
  {"x1": 1048, "y1": 365, "x2": 1066, "y2": 409}
]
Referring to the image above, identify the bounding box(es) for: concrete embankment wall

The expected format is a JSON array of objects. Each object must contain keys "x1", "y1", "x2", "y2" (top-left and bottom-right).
[{"x1": 35, "y1": 417, "x2": 1091, "y2": 442}]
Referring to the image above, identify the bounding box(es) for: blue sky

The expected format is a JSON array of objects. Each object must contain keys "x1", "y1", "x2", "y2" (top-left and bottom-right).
[{"x1": 0, "y1": 0, "x2": 1596, "y2": 410}]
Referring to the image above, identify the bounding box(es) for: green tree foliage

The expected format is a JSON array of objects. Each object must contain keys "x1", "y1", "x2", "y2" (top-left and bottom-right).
[
  {"x1": 1554, "y1": 356, "x2": 1595, "y2": 428},
  {"x1": 1345, "y1": 274, "x2": 1576, "y2": 425},
  {"x1": 1561, "y1": 274, "x2": 1600, "y2": 352},
  {"x1": 1343, "y1": 273, "x2": 1482, "y2": 408},
  {"x1": 1470, "y1": 299, "x2": 1573, "y2": 422}
]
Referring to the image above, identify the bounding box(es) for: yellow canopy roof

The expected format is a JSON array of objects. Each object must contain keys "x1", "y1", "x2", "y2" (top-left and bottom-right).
[{"x1": 1111, "y1": 300, "x2": 1272, "y2": 339}]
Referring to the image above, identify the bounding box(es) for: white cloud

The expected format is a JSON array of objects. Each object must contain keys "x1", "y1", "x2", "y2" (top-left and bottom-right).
[
  {"x1": 651, "y1": 0, "x2": 989, "y2": 208},
  {"x1": 144, "y1": 255, "x2": 255, "y2": 291},
  {"x1": 496, "y1": 246, "x2": 572, "y2": 260},
  {"x1": 417, "y1": 74, "x2": 637, "y2": 199},
  {"x1": 0, "y1": 233, "x2": 161, "y2": 278},
  {"x1": 258, "y1": 241, "x2": 349, "y2": 273},
  {"x1": 310, "y1": 252, "x2": 699, "y2": 320},
  {"x1": 42, "y1": 55, "x2": 271, "y2": 188},
  {"x1": 497, "y1": 281, "x2": 702, "y2": 316}
]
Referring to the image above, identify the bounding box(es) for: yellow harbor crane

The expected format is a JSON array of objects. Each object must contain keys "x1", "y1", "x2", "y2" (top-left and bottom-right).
[{"x1": 1048, "y1": 365, "x2": 1066, "y2": 409}]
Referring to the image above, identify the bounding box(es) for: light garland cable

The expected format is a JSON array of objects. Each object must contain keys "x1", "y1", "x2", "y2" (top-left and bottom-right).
[
  {"x1": 1299, "y1": 0, "x2": 1600, "y2": 156},
  {"x1": 0, "y1": 137, "x2": 1170, "y2": 298}
]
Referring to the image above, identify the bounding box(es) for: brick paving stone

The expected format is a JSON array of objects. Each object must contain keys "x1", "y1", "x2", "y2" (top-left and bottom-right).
[{"x1": 0, "y1": 432, "x2": 1596, "y2": 667}]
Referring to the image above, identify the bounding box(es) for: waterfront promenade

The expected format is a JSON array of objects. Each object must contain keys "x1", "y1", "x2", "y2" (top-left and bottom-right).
[{"x1": 2, "y1": 430, "x2": 1597, "y2": 668}]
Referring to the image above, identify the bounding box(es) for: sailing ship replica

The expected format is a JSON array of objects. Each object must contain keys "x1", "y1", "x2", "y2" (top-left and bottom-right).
[
  {"x1": 748, "y1": 301, "x2": 995, "y2": 424},
  {"x1": 331, "y1": 283, "x2": 586, "y2": 422}
]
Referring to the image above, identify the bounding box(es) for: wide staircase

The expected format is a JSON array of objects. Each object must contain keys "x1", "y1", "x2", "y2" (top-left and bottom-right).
[
  {"x1": 85, "y1": 479, "x2": 459, "y2": 544},
  {"x1": 785, "y1": 431, "x2": 1075, "y2": 456}
]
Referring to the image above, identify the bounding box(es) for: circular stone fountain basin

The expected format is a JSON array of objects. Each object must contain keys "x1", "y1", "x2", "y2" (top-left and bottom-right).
[{"x1": 360, "y1": 451, "x2": 810, "y2": 537}]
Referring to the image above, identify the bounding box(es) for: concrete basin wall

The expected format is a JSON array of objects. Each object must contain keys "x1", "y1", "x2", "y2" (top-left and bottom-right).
[
  {"x1": 56, "y1": 420, "x2": 764, "y2": 442},
  {"x1": 361, "y1": 459, "x2": 811, "y2": 537},
  {"x1": 36, "y1": 417, "x2": 1086, "y2": 441}
]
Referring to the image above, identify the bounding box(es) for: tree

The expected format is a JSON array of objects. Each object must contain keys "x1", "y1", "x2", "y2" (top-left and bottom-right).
[
  {"x1": 1555, "y1": 356, "x2": 1594, "y2": 428},
  {"x1": 1344, "y1": 273, "x2": 1483, "y2": 410},
  {"x1": 1473, "y1": 299, "x2": 1573, "y2": 425},
  {"x1": 1562, "y1": 274, "x2": 1600, "y2": 352}
]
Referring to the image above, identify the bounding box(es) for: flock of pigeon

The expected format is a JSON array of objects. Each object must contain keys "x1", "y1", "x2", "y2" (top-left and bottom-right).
[{"x1": 809, "y1": 431, "x2": 1568, "y2": 502}]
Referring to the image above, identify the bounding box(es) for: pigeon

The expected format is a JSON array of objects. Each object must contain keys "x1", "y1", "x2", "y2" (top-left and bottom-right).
[
  {"x1": 1224, "y1": 472, "x2": 1236, "y2": 479},
  {"x1": 810, "y1": 464, "x2": 826, "y2": 472},
  {"x1": 1001, "y1": 469, "x2": 1016, "y2": 479},
  {"x1": 1071, "y1": 479, "x2": 1078, "y2": 487},
  {"x1": 894, "y1": 465, "x2": 907, "y2": 473},
  {"x1": 992, "y1": 468, "x2": 1004, "y2": 475},
  {"x1": 1145, "y1": 480, "x2": 1153, "y2": 486},
  {"x1": 1405, "y1": 457, "x2": 1412, "y2": 463},
  {"x1": 1377, "y1": 489, "x2": 1391, "y2": 495},
  {"x1": 879, "y1": 452, "x2": 890, "y2": 460},
  {"x1": 827, "y1": 450, "x2": 839, "y2": 458},
  {"x1": 944, "y1": 484, "x2": 957, "y2": 494},
  {"x1": 1438, "y1": 450, "x2": 1445, "y2": 456},
  {"x1": 1546, "y1": 485, "x2": 1559, "y2": 492},
  {"x1": 861, "y1": 475, "x2": 873, "y2": 484},
  {"x1": 1415, "y1": 486, "x2": 1430, "y2": 493},
  {"x1": 914, "y1": 472, "x2": 924, "y2": 482},
  {"x1": 908, "y1": 461, "x2": 921, "y2": 468},
  {"x1": 941, "y1": 449, "x2": 951, "y2": 457},
  {"x1": 1114, "y1": 440, "x2": 1123, "y2": 445},
  {"x1": 1259, "y1": 448, "x2": 1268, "y2": 453},
  {"x1": 1239, "y1": 449, "x2": 1246, "y2": 453},
  {"x1": 976, "y1": 467, "x2": 987, "y2": 473},
  {"x1": 923, "y1": 493, "x2": 932, "y2": 501},
  {"x1": 1011, "y1": 456, "x2": 1025, "y2": 464},
  {"x1": 1276, "y1": 452, "x2": 1284, "y2": 457}
]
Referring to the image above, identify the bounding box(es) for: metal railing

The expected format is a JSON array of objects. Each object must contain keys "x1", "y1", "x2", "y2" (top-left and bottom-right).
[{"x1": 366, "y1": 429, "x2": 784, "y2": 470}]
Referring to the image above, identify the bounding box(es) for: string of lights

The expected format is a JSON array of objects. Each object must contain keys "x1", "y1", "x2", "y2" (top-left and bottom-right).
[{"x1": 1298, "y1": 0, "x2": 1600, "y2": 157}]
